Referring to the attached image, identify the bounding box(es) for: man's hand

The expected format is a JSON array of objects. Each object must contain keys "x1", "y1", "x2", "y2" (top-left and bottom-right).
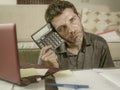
[{"x1": 39, "y1": 45, "x2": 59, "y2": 68}]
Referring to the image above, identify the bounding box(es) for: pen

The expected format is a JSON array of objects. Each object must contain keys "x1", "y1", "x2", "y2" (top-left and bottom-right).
[{"x1": 47, "y1": 83, "x2": 89, "y2": 89}]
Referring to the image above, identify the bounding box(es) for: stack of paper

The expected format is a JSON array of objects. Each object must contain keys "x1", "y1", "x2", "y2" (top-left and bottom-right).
[{"x1": 20, "y1": 68, "x2": 48, "y2": 78}]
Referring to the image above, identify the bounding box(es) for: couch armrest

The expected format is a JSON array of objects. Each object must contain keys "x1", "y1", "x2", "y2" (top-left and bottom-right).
[{"x1": 18, "y1": 42, "x2": 40, "y2": 64}]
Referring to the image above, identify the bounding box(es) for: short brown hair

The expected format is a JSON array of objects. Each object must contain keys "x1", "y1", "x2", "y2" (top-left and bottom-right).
[{"x1": 45, "y1": 1, "x2": 78, "y2": 23}]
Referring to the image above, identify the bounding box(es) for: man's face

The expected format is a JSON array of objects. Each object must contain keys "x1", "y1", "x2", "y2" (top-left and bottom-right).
[{"x1": 51, "y1": 8, "x2": 83, "y2": 46}]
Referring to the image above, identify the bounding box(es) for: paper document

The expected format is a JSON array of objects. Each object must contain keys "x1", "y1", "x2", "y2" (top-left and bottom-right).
[
  {"x1": 20, "y1": 68, "x2": 48, "y2": 78},
  {"x1": 93, "y1": 69, "x2": 120, "y2": 87},
  {"x1": 54, "y1": 70, "x2": 73, "y2": 77},
  {"x1": 54, "y1": 69, "x2": 120, "y2": 90}
]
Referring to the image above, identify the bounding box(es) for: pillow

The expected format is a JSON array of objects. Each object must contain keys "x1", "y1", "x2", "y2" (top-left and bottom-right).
[{"x1": 81, "y1": 8, "x2": 120, "y2": 34}]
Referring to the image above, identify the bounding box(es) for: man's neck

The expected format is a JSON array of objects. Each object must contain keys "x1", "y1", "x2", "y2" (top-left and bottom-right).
[{"x1": 67, "y1": 44, "x2": 81, "y2": 55}]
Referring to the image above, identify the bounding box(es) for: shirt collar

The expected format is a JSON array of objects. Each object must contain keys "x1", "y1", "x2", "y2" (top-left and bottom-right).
[
  {"x1": 80, "y1": 32, "x2": 92, "y2": 53},
  {"x1": 83, "y1": 32, "x2": 92, "y2": 46}
]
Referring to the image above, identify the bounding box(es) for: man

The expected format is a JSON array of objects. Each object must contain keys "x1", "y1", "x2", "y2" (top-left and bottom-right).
[{"x1": 38, "y1": 1, "x2": 114, "y2": 70}]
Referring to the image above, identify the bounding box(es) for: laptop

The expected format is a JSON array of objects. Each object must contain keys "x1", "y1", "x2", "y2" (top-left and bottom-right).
[{"x1": 0, "y1": 23, "x2": 59, "y2": 86}]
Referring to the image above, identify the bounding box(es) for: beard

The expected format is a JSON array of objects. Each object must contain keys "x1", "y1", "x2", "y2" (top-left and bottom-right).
[
  {"x1": 65, "y1": 34, "x2": 83, "y2": 47},
  {"x1": 74, "y1": 35, "x2": 83, "y2": 45}
]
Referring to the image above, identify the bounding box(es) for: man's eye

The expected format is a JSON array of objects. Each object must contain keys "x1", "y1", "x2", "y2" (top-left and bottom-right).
[
  {"x1": 70, "y1": 17, "x2": 76, "y2": 23},
  {"x1": 57, "y1": 26, "x2": 65, "y2": 32},
  {"x1": 57, "y1": 25, "x2": 68, "y2": 33}
]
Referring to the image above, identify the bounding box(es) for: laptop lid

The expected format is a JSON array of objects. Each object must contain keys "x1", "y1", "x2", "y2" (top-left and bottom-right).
[
  {"x1": 0, "y1": 23, "x2": 59, "y2": 86},
  {"x1": 0, "y1": 23, "x2": 21, "y2": 85}
]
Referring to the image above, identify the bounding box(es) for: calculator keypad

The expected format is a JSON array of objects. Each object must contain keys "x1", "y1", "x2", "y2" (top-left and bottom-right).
[{"x1": 37, "y1": 32, "x2": 64, "y2": 49}]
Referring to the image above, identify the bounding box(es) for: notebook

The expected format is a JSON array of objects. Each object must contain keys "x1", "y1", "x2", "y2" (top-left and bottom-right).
[{"x1": 0, "y1": 23, "x2": 59, "y2": 86}]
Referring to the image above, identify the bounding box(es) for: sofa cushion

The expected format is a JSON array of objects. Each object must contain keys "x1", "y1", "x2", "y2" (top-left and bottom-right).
[{"x1": 81, "y1": 8, "x2": 120, "y2": 34}]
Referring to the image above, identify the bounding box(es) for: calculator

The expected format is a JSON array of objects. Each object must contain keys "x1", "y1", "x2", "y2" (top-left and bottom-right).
[{"x1": 31, "y1": 23, "x2": 64, "y2": 49}]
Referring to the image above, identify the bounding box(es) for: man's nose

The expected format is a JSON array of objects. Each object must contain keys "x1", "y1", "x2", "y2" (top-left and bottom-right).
[{"x1": 67, "y1": 24, "x2": 74, "y2": 33}]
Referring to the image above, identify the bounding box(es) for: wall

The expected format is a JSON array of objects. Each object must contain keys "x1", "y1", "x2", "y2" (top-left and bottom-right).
[
  {"x1": 0, "y1": 0, "x2": 16, "y2": 5},
  {"x1": 0, "y1": 5, "x2": 48, "y2": 41}
]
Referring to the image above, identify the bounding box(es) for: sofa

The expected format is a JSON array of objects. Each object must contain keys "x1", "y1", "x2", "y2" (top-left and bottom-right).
[{"x1": 0, "y1": 4, "x2": 120, "y2": 67}]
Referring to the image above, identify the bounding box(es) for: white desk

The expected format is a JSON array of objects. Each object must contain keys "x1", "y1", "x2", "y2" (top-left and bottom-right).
[
  {"x1": 54, "y1": 69, "x2": 120, "y2": 90},
  {"x1": 0, "y1": 69, "x2": 120, "y2": 90},
  {"x1": 0, "y1": 80, "x2": 45, "y2": 90},
  {"x1": 0, "y1": 80, "x2": 13, "y2": 90}
]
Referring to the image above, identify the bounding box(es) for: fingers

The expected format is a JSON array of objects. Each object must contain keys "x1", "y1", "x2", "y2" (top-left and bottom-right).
[
  {"x1": 40, "y1": 45, "x2": 53, "y2": 57},
  {"x1": 40, "y1": 45, "x2": 57, "y2": 62},
  {"x1": 42, "y1": 50, "x2": 56, "y2": 61},
  {"x1": 39, "y1": 45, "x2": 59, "y2": 68}
]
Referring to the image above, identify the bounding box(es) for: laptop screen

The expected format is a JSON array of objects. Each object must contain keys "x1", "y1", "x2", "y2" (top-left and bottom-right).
[{"x1": 0, "y1": 23, "x2": 21, "y2": 84}]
